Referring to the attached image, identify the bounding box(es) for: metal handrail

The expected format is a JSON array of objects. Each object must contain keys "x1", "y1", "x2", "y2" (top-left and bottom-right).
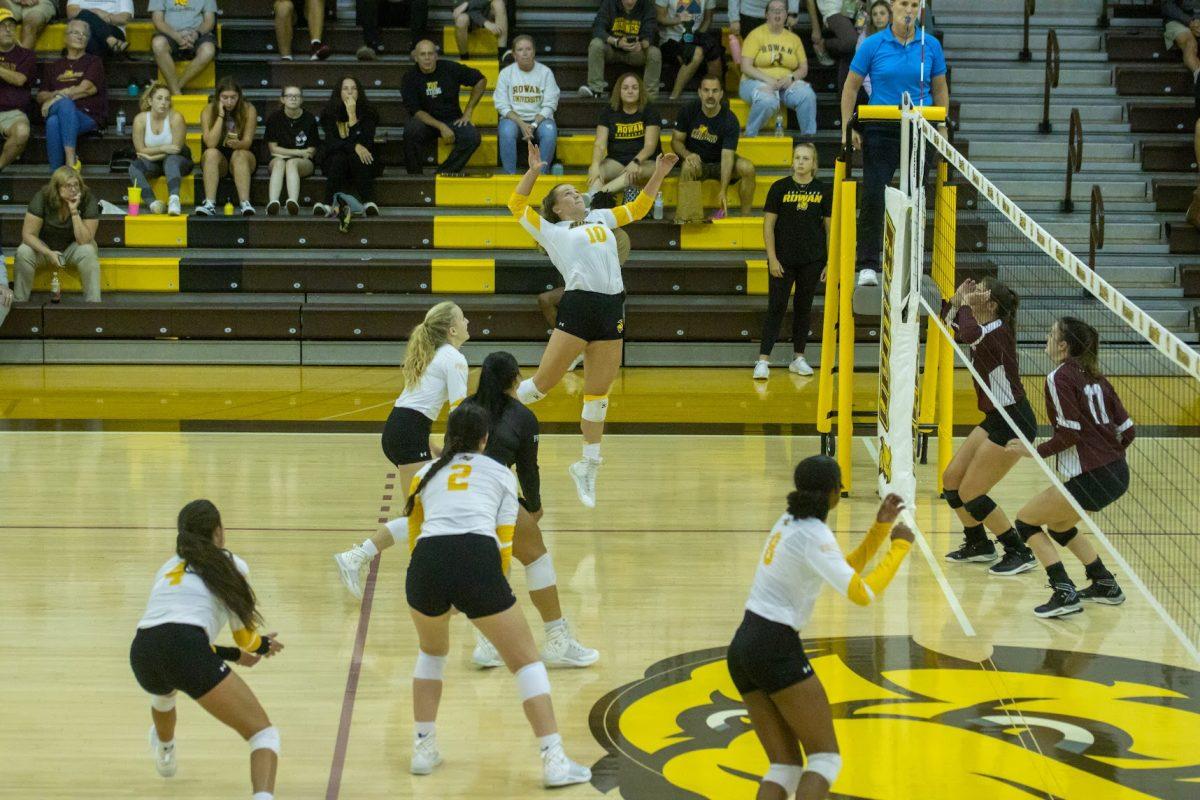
[
  {"x1": 1021, "y1": 0, "x2": 1036, "y2": 61},
  {"x1": 1062, "y1": 108, "x2": 1083, "y2": 213},
  {"x1": 1040, "y1": 29, "x2": 1060, "y2": 134},
  {"x1": 1098, "y1": 0, "x2": 1109, "y2": 29},
  {"x1": 1089, "y1": 185, "x2": 1105, "y2": 269}
]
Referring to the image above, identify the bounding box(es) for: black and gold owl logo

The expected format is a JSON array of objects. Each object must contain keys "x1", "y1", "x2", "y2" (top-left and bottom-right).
[
  {"x1": 589, "y1": 637, "x2": 1200, "y2": 799},
  {"x1": 616, "y1": 318, "x2": 625, "y2": 334}
]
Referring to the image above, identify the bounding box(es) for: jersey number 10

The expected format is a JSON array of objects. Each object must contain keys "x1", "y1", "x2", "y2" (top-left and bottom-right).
[{"x1": 585, "y1": 226, "x2": 608, "y2": 244}]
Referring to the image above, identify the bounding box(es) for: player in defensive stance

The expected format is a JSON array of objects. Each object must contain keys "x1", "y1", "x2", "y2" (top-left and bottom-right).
[
  {"x1": 129, "y1": 500, "x2": 284, "y2": 798},
  {"x1": 1006, "y1": 317, "x2": 1132, "y2": 618},
  {"x1": 334, "y1": 301, "x2": 470, "y2": 597},
  {"x1": 466, "y1": 351, "x2": 599, "y2": 668},
  {"x1": 508, "y1": 139, "x2": 677, "y2": 507},
  {"x1": 401, "y1": 403, "x2": 591, "y2": 788},
  {"x1": 941, "y1": 277, "x2": 1039, "y2": 576},
  {"x1": 727, "y1": 455, "x2": 912, "y2": 800}
]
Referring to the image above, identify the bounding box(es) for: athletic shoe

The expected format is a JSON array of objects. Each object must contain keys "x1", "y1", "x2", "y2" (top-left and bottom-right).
[
  {"x1": 313, "y1": 202, "x2": 330, "y2": 216},
  {"x1": 310, "y1": 40, "x2": 331, "y2": 60},
  {"x1": 1078, "y1": 578, "x2": 1126, "y2": 605},
  {"x1": 753, "y1": 361, "x2": 770, "y2": 380},
  {"x1": 543, "y1": 624, "x2": 599, "y2": 668},
  {"x1": 814, "y1": 47, "x2": 836, "y2": 67},
  {"x1": 333, "y1": 545, "x2": 371, "y2": 598},
  {"x1": 149, "y1": 726, "x2": 176, "y2": 778},
  {"x1": 149, "y1": 199, "x2": 166, "y2": 215},
  {"x1": 285, "y1": 199, "x2": 299, "y2": 216},
  {"x1": 542, "y1": 743, "x2": 591, "y2": 788},
  {"x1": 472, "y1": 630, "x2": 504, "y2": 669},
  {"x1": 577, "y1": 85, "x2": 596, "y2": 98},
  {"x1": 266, "y1": 200, "x2": 281, "y2": 216},
  {"x1": 410, "y1": 733, "x2": 443, "y2": 775},
  {"x1": 989, "y1": 548, "x2": 1037, "y2": 576},
  {"x1": 240, "y1": 200, "x2": 256, "y2": 216},
  {"x1": 945, "y1": 537, "x2": 997, "y2": 563},
  {"x1": 857, "y1": 268, "x2": 879, "y2": 287},
  {"x1": 1034, "y1": 582, "x2": 1082, "y2": 618},
  {"x1": 568, "y1": 459, "x2": 600, "y2": 508},
  {"x1": 569, "y1": 353, "x2": 584, "y2": 371},
  {"x1": 356, "y1": 44, "x2": 378, "y2": 61},
  {"x1": 167, "y1": 195, "x2": 181, "y2": 216},
  {"x1": 194, "y1": 200, "x2": 216, "y2": 216},
  {"x1": 789, "y1": 356, "x2": 814, "y2": 376},
  {"x1": 364, "y1": 201, "x2": 380, "y2": 217}
]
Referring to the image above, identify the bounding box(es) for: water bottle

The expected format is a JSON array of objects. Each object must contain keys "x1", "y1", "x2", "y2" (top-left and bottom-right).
[
  {"x1": 128, "y1": 81, "x2": 139, "y2": 97},
  {"x1": 774, "y1": 115, "x2": 784, "y2": 137},
  {"x1": 653, "y1": 191, "x2": 664, "y2": 220},
  {"x1": 50, "y1": 272, "x2": 61, "y2": 303},
  {"x1": 116, "y1": 109, "x2": 126, "y2": 136},
  {"x1": 223, "y1": 201, "x2": 234, "y2": 216},
  {"x1": 551, "y1": 162, "x2": 564, "y2": 176}
]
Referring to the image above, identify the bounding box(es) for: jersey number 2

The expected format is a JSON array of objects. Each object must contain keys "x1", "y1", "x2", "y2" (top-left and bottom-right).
[
  {"x1": 447, "y1": 464, "x2": 472, "y2": 491},
  {"x1": 1083, "y1": 384, "x2": 1110, "y2": 425}
]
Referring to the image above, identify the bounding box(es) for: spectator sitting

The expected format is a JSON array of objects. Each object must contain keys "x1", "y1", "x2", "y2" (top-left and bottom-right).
[
  {"x1": 730, "y1": 0, "x2": 797, "y2": 39},
  {"x1": 656, "y1": 0, "x2": 723, "y2": 99},
  {"x1": 195, "y1": 77, "x2": 257, "y2": 216},
  {"x1": 671, "y1": 75, "x2": 755, "y2": 221},
  {"x1": 317, "y1": 76, "x2": 379, "y2": 221},
  {"x1": 587, "y1": 72, "x2": 660, "y2": 197},
  {"x1": 739, "y1": 0, "x2": 816, "y2": 136},
  {"x1": 1166, "y1": 2, "x2": 1200, "y2": 227},
  {"x1": 0, "y1": 8, "x2": 34, "y2": 173},
  {"x1": 1, "y1": 0, "x2": 56, "y2": 50},
  {"x1": 274, "y1": 0, "x2": 329, "y2": 61},
  {"x1": 129, "y1": 81, "x2": 191, "y2": 216},
  {"x1": 400, "y1": 38, "x2": 485, "y2": 176},
  {"x1": 856, "y1": 0, "x2": 890, "y2": 99},
  {"x1": 807, "y1": 0, "x2": 861, "y2": 86},
  {"x1": 15, "y1": 166, "x2": 101, "y2": 305},
  {"x1": 67, "y1": 0, "x2": 133, "y2": 57},
  {"x1": 495, "y1": 35, "x2": 559, "y2": 174},
  {"x1": 265, "y1": 84, "x2": 321, "y2": 215},
  {"x1": 36, "y1": 18, "x2": 106, "y2": 172},
  {"x1": 453, "y1": 0, "x2": 507, "y2": 63},
  {"x1": 582, "y1": 0, "x2": 661, "y2": 101},
  {"x1": 355, "y1": 0, "x2": 429, "y2": 61},
  {"x1": 149, "y1": 0, "x2": 217, "y2": 96}
]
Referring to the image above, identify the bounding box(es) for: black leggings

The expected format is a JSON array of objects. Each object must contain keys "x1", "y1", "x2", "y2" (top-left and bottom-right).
[
  {"x1": 759, "y1": 259, "x2": 823, "y2": 356},
  {"x1": 322, "y1": 148, "x2": 377, "y2": 203}
]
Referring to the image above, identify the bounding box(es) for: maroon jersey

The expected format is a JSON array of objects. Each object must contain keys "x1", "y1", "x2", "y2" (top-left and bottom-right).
[
  {"x1": 40, "y1": 54, "x2": 107, "y2": 125},
  {"x1": 945, "y1": 304, "x2": 1024, "y2": 413},
  {"x1": 1037, "y1": 358, "x2": 1135, "y2": 479}
]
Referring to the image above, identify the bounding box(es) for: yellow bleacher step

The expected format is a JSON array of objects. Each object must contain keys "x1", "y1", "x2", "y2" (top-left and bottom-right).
[
  {"x1": 124, "y1": 215, "x2": 187, "y2": 248},
  {"x1": 441, "y1": 134, "x2": 791, "y2": 169},
  {"x1": 680, "y1": 218, "x2": 765, "y2": 250},
  {"x1": 34, "y1": 22, "x2": 221, "y2": 53},
  {"x1": 443, "y1": 26, "x2": 499, "y2": 57},
  {"x1": 9, "y1": 255, "x2": 180, "y2": 293},
  {"x1": 431, "y1": 258, "x2": 495, "y2": 293},
  {"x1": 745, "y1": 259, "x2": 769, "y2": 295},
  {"x1": 160, "y1": 60, "x2": 215, "y2": 92}
]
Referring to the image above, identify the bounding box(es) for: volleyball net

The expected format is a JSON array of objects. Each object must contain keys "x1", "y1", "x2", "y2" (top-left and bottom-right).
[{"x1": 817, "y1": 99, "x2": 1200, "y2": 660}]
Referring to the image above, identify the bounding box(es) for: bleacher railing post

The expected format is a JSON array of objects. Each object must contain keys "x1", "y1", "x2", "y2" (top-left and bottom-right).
[
  {"x1": 1098, "y1": 0, "x2": 1109, "y2": 29},
  {"x1": 1089, "y1": 184, "x2": 1105, "y2": 270},
  {"x1": 816, "y1": 156, "x2": 847, "y2": 451},
  {"x1": 1020, "y1": 0, "x2": 1036, "y2": 61},
  {"x1": 837, "y1": 179, "x2": 857, "y2": 495},
  {"x1": 1062, "y1": 108, "x2": 1082, "y2": 212},
  {"x1": 1040, "y1": 29, "x2": 1060, "y2": 134}
]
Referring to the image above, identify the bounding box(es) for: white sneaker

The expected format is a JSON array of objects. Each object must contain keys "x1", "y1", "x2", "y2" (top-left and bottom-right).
[
  {"x1": 167, "y1": 195, "x2": 181, "y2": 216},
  {"x1": 542, "y1": 623, "x2": 599, "y2": 668},
  {"x1": 149, "y1": 199, "x2": 166, "y2": 215},
  {"x1": 194, "y1": 200, "x2": 216, "y2": 216},
  {"x1": 410, "y1": 733, "x2": 443, "y2": 775},
  {"x1": 542, "y1": 742, "x2": 591, "y2": 787},
  {"x1": 857, "y1": 268, "x2": 879, "y2": 287},
  {"x1": 333, "y1": 545, "x2": 372, "y2": 598},
  {"x1": 149, "y1": 726, "x2": 177, "y2": 778},
  {"x1": 240, "y1": 200, "x2": 256, "y2": 216},
  {"x1": 577, "y1": 85, "x2": 595, "y2": 98},
  {"x1": 789, "y1": 356, "x2": 814, "y2": 376},
  {"x1": 472, "y1": 629, "x2": 504, "y2": 668},
  {"x1": 753, "y1": 361, "x2": 770, "y2": 380},
  {"x1": 569, "y1": 353, "x2": 584, "y2": 371},
  {"x1": 568, "y1": 459, "x2": 599, "y2": 508}
]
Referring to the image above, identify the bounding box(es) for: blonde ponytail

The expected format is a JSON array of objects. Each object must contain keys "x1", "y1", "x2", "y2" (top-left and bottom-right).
[{"x1": 402, "y1": 301, "x2": 460, "y2": 387}]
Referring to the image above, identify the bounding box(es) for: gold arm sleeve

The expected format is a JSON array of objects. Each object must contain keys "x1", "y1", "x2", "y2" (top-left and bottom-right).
[
  {"x1": 611, "y1": 191, "x2": 655, "y2": 227},
  {"x1": 407, "y1": 474, "x2": 425, "y2": 552},
  {"x1": 496, "y1": 524, "x2": 515, "y2": 575},
  {"x1": 845, "y1": 521, "x2": 893, "y2": 572},
  {"x1": 846, "y1": 540, "x2": 913, "y2": 606},
  {"x1": 508, "y1": 192, "x2": 542, "y2": 230},
  {"x1": 232, "y1": 627, "x2": 263, "y2": 652}
]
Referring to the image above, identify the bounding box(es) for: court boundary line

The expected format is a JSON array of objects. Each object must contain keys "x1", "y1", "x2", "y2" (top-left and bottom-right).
[{"x1": 862, "y1": 437, "x2": 976, "y2": 638}]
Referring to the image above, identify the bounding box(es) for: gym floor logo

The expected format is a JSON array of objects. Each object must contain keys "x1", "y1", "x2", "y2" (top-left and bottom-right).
[{"x1": 588, "y1": 636, "x2": 1200, "y2": 799}]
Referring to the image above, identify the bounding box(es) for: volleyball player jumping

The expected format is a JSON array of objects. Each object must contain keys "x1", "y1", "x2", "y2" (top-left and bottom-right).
[
  {"x1": 941, "y1": 277, "x2": 1039, "y2": 576},
  {"x1": 334, "y1": 300, "x2": 470, "y2": 598},
  {"x1": 726, "y1": 455, "x2": 912, "y2": 800},
  {"x1": 509, "y1": 139, "x2": 677, "y2": 507},
  {"x1": 465, "y1": 351, "x2": 599, "y2": 669},
  {"x1": 400, "y1": 403, "x2": 592, "y2": 788},
  {"x1": 1006, "y1": 317, "x2": 1132, "y2": 618},
  {"x1": 129, "y1": 500, "x2": 284, "y2": 799}
]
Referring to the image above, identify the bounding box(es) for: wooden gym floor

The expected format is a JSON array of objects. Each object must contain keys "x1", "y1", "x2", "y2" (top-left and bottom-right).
[{"x1": 1, "y1": 366, "x2": 1199, "y2": 799}]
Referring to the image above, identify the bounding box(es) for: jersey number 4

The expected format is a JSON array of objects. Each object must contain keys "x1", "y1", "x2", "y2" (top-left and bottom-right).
[
  {"x1": 1083, "y1": 384, "x2": 1110, "y2": 425},
  {"x1": 447, "y1": 464, "x2": 472, "y2": 491}
]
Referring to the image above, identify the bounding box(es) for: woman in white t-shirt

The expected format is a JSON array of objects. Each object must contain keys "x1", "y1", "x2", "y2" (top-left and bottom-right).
[
  {"x1": 726, "y1": 455, "x2": 912, "y2": 799},
  {"x1": 334, "y1": 300, "x2": 471, "y2": 597},
  {"x1": 68, "y1": 0, "x2": 135, "y2": 56}
]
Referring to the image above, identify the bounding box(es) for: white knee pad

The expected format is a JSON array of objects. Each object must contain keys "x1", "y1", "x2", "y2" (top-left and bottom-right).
[
  {"x1": 149, "y1": 693, "x2": 176, "y2": 712},
  {"x1": 514, "y1": 661, "x2": 551, "y2": 701},
  {"x1": 248, "y1": 725, "x2": 281, "y2": 755},
  {"x1": 413, "y1": 650, "x2": 447, "y2": 681},
  {"x1": 763, "y1": 763, "x2": 803, "y2": 794},
  {"x1": 517, "y1": 379, "x2": 546, "y2": 405},
  {"x1": 524, "y1": 554, "x2": 557, "y2": 592},
  {"x1": 804, "y1": 752, "x2": 842, "y2": 787},
  {"x1": 581, "y1": 394, "x2": 609, "y2": 423}
]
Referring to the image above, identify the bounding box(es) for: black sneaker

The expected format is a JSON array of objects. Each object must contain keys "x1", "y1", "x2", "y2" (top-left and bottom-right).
[
  {"x1": 989, "y1": 548, "x2": 1037, "y2": 576},
  {"x1": 1078, "y1": 578, "x2": 1125, "y2": 605},
  {"x1": 945, "y1": 537, "x2": 997, "y2": 563},
  {"x1": 1034, "y1": 583, "x2": 1083, "y2": 618}
]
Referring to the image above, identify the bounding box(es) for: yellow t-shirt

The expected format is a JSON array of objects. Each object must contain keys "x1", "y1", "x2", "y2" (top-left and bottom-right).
[{"x1": 742, "y1": 26, "x2": 806, "y2": 81}]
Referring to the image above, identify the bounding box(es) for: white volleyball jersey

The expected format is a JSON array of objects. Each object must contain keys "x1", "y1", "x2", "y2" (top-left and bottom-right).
[
  {"x1": 398, "y1": 452, "x2": 519, "y2": 552},
  {"x1": 745, "y1": 513, "x2": 875, "y2": 631},
  {"x1": 395, "y1": 343, "x2": 469, "y2": 420},
  {"x1": 137, "y1": 553, "x2": 252, "y2": 644}
]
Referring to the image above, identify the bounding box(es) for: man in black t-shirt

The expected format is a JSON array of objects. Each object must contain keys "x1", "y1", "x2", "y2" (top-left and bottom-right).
[
  {"x1": 400, "y1": 38, "x2": 487, "y2": 175},
  {"x1": 670, "y1": 76, "x2": 755, "y2": 222}
]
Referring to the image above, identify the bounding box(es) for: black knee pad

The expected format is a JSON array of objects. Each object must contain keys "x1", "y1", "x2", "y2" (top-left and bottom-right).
[
  {"x1": 1049, "y1": 527, "x2": 1078, "y2": 547},
  {"x1": 1016, "y1": 520, "x2": 1042, "y2": 543},
  {"x1": 943, "y1": 489, "x2": 962, "y2": 509},
  {"x1": 962, "y1": 494, "x2": 996, "y2": 522}
]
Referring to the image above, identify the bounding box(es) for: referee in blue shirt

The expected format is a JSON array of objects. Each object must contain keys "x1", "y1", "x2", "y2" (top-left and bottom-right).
[{"x1": 839, "y1": 0, "x2": 949, "y2": 286}]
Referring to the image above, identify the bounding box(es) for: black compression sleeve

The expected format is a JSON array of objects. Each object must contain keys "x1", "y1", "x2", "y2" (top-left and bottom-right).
[
  {"x1": 514, "y1": 414, "x2": 542, "y2": 513},
  {"x1": 213, "y1": 645, "x2": 241, "y2": 661}
]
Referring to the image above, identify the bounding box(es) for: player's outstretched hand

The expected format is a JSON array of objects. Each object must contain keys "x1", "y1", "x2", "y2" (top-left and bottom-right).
[
  {"x1": 526, "y1": 141, "x2": 546, "y2": 174},
  {"x1": 655, "y1": 152, "x2": 679, "y2": 174},
  {"x1": 263, "y1": 632, "x2": 285, "y2": 657},
  {"x1": 876, "y1": 493, "x2": 905, "y2": 523},
  {"x1": 890, "y1": 522, "x2": 915, "y2": 544}
]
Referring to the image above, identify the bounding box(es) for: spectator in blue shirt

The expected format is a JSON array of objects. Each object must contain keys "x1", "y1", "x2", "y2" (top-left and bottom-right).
[{"x1": 839, "y1": 0, "x2": 948, "y2": 286}]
